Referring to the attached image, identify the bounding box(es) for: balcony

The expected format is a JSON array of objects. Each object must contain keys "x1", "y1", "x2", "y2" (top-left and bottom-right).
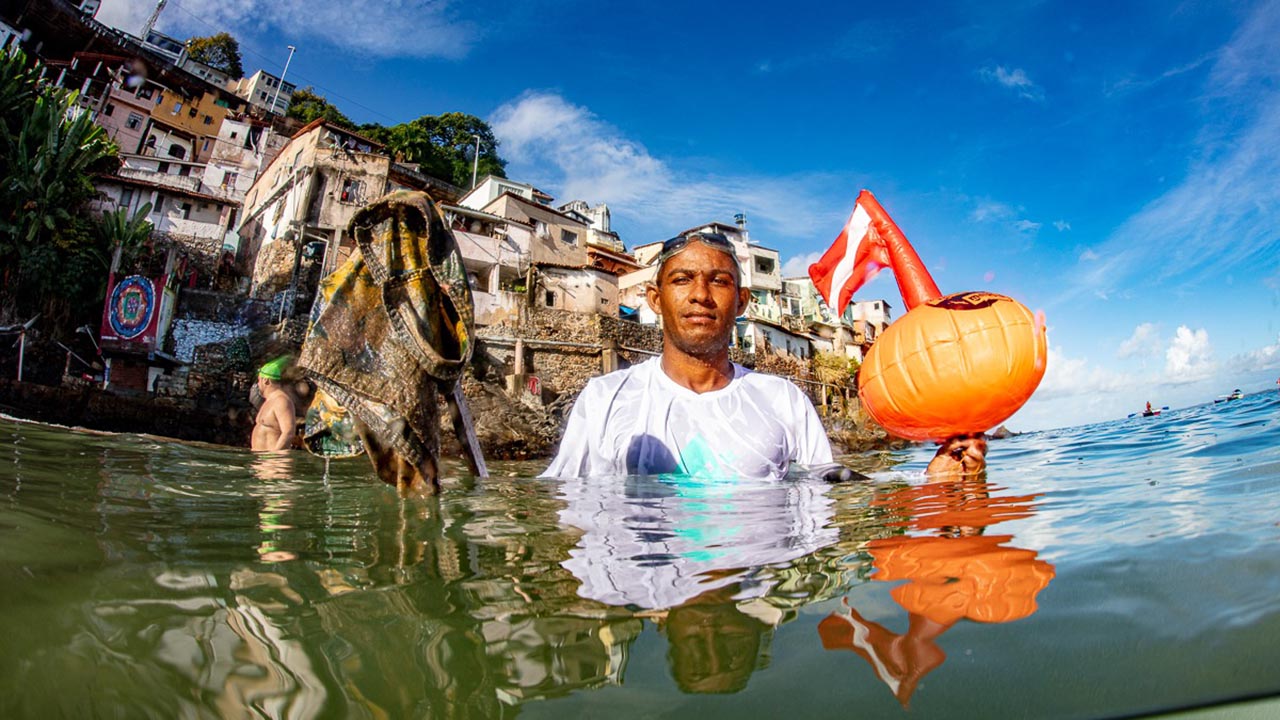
[
  {"x1": 746, "y1": 301, "x2": 782, "y2": 323},
  {"x1": 117, "y1": 166, "x2": 204, "y2": 194}
]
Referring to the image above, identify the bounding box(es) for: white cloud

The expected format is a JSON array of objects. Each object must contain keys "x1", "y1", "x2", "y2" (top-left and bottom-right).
[
  {"x1": 781, "y1": 251, "x2": 824, "y2": 279},
  {"x1": 969, "y1": 200, "x2": 1014, "y2": 222},
  {"x1": 490, "y1": 92, "x2": 844, "y2": 245},
  {"x1": 1079, "y1": 248, "x2": 1099, "y2": 262},
  {"x1": 1060, "y1": 1, "x2": 1280, "y2": 303},
  {"x1": 1033, "y1": 346, "x2": 1135, "y2": 400},
  {"x1": 95, "y1": 0, "x2": 474, "y2": 59},
  {"x1": 1164, "y1": 325, "x2": 1215, "y2": 382},
  {"x1": 1117, "y1": 322, "x2": 1162, "y2": 359},
  {"x1": 1228, "y1": 334, "x2": 1280, "y2": 372},
  {"x1": 1053, "y1": 220, "x2": 1071, "y2": 232},
  {"x1": 979, "y1": 65, "x2": 1045, "y2": 101},
  {"x1": 969, "y1": 198, "x2": 1040, "y2": 235}
]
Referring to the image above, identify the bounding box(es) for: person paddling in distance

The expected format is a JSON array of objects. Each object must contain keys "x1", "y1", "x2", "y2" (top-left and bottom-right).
[
  {"x1": 251, "y1": 356, "x2": 298, "y2": 452},
  {"x1": 541, "y1": 231, "x2": 989, "y2": 480}
]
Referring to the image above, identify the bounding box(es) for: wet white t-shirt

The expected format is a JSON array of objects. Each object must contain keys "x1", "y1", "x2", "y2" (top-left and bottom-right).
[{"x1": 542, "y1": 357, "x2": 833, "y2": 479}]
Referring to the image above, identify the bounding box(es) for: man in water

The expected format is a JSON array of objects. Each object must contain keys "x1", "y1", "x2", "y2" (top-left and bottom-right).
[
  {"x1": 543, "y1": 230, "x2": 988, "y2": 479},
  {"x1": 544, "y1": 231, "x2": 831, "y2": 478},
  {"x1": 251, "y1": 356, "x2": 298, "y2": 452}
]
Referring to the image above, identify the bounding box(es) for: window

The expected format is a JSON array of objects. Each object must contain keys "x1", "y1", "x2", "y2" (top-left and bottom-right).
[
  {"x1": 755, "y1": 256, "x2": 775, "y2": 274},
  {"x1": 221, "y1": 171, "x2": 238, "y2": 188},
  {"x1": 202, "y1": 139, "x2": 211, "y2": 152},
  {"x1": 137, "y1": 87, "x2": 153, "y2": 100},
  {"x1": 120, "y1": 188, "x2": 134, "y2": 209},
  {"x1": 125, "y1": 112, "x2": 143, "y2": 129},
  {"x1": 340, "y1": 178, "x2": 363, "y2": 203},
  {"x1": 154, "y1": 93, "x2": 163, "y2": 105},
  {"x1": 545, "y1": 290, "x2": 556, "y2": 307},
  {"x1": 144, "y1": 136, "x2": 157, "y2": 151},
  {"x1": 172, "y1": 102, "x2": 182, "y2": 115},
  {"x1": 103, "y1": 103, "x2": 115, "y2": 116},
  {"x1": 259, "y1": 91, "x2": 268, "y2": 101},
  {"x1": 202, "y1": 114, "x2": 212, "y2": 125},
  {"x1": 157, "y1": 161, "x2": 170, "y2": 173},
  {"x1": 166, "y1": 144, "x2": 185, "y2": 159},
  {"x1": 177, "y1": 165, "x2": 190, "y2": 177},
  {"x1": 560, "y1": 229, "x2": 578, "y2": 245},
  {"x1": 180, "y1": 203, "x2": 192, "y2": 220},
  {"x1": 188, "y1": 106, "x2": 198, "y2": 118},
  {"x1": 229, "y1": 131, "x2": 238, "y2": 140},
  {"x1": 154, "y1": 196, "x2": 165, "y2": 214}
]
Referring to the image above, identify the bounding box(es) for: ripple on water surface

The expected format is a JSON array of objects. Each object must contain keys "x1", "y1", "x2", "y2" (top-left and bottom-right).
[{"x1": 1, "y1": 396, "x2": 1279, "y2": 719}]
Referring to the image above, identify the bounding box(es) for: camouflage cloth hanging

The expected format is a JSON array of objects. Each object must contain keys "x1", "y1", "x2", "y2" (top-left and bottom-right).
[{"x1": 298, "y1": 190, "x2": 474, "y2": 479}]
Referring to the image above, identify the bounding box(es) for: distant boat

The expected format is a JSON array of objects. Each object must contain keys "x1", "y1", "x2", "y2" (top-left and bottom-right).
[
  {"x1": 1128, "y1": 404, "x2": 1167, "y2": 418},
  {"x1": 1214, "y1": 389, "x2": 1245, "y2": 404}
]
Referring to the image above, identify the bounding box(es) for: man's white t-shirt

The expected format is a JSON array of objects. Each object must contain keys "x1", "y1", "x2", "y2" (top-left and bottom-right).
[{"x1": 542, "y1": 356, "x2": 833, "y2": 479}]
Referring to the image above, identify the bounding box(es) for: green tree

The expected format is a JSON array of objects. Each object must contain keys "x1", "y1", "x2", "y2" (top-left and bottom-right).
[
  {"x1": 185, "y1": 32, "x2": 244, "y2": 79},
  {"x1": 287, "y1": 87, "x2": 355, "y2": 129},
  {"x1": 375, "y1": 113, "x2": 506, "y2": 188},
  {"x1": 287, "y1": 93, "x2": 508, "y2": 189},
  {"x1": 0, "y1": 46, "x2": 38, "y2": 138},
  {"x1": 96, "y1": 202, "x2": 154, "y2": 270},
  {"x1": 0, "y1": 48, "x2": 119, "y2": 330}
]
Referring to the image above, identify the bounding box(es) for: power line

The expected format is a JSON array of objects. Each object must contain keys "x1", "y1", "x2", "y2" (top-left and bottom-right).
[{"x1": 160, "y1": 0, "x2": 399, "y2": 125}]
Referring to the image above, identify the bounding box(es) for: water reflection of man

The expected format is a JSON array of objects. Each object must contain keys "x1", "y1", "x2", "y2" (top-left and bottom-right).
[
  {"x1": 557, "y1": 474, "x2": 838, "y2": 609},
  {"x1": 818, "y1": 477, "x2": 1055, "y2": 707},
  {"x1": 662, "y1": 589, "x2": 772, "y2": 694}
]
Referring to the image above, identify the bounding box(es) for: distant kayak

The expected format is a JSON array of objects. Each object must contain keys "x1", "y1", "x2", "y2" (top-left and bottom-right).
[{"x1": 1142, "y1": 410, "x2": 1160, "y2": 417}]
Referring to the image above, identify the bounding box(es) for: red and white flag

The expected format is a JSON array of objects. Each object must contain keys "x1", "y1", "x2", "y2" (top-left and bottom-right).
[{"x1": 808, "y1": 190, "x2": 940, "y2": 316}]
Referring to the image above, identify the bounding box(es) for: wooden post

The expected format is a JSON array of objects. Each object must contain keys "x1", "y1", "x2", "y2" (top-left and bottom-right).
[
  {"x1": 601, "y1": 337, "x2": 619, "y2": 373},
  {"x1": 16, "y1": 330, "x2": 25, "y2": 382},
  {"x1": 513, "y1": 339, "x2": 526, "y2": 375},
  {"x1": 446, "y1": 381, "x2": 488, "y2": 478}
]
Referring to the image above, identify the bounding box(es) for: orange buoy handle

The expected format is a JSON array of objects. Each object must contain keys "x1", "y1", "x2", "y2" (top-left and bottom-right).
[{"x1": 857, "y1": 190, "x2": 941, "y2": 311}]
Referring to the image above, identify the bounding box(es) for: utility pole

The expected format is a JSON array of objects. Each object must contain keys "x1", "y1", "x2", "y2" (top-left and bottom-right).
[
  {"x1": 140, "y1": 0, "x2": 166, "y2": 40},
  {"x1": 470, "y1": 134, "x2": 481, "y2": 189},
  {"x1": 269, "y1": 45, "x2": 296, "y2": 117}
]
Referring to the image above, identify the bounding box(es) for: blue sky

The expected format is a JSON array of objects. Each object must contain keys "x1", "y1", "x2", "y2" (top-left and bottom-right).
[{"x1": 97, "y1": 0, "x2": 1280, "y2": 432}]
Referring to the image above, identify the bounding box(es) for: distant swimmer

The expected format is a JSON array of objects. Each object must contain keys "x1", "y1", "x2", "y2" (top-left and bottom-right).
[{"x1": 251, "y1": 356, "x2": 298, "y2": 452}]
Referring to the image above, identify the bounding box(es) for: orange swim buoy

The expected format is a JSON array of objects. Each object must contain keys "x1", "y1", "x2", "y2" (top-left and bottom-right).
[
  {"x1": 810, "y1": 191, "x2": 1048, "y2": 440},
  {"x1": 859, "y1": 291, "x2": 1047, "y2": 441}
]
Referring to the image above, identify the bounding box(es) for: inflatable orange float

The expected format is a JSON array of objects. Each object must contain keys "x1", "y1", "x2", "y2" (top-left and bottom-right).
[{"x1": 810, "y1": 190, "x2": 1047, "y2": 440}]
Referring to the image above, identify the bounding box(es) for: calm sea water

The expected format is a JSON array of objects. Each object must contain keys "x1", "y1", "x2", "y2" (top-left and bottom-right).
[{"x1": 2, "y1": 392, "x2": 1279, "y2": 719}]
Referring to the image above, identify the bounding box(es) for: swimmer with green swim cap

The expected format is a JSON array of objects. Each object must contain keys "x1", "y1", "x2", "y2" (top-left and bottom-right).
[
  {"x1": 252, "y1": 356, "x2": 297, "y2": 451},
  {"x1": 258, "y1": 355, "x2": 290, "y2": 380}
]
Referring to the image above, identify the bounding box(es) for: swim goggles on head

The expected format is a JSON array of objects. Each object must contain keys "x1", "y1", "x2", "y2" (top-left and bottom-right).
[{"x1": 656, "y1": 231, "x2": 740, "y2": 269}]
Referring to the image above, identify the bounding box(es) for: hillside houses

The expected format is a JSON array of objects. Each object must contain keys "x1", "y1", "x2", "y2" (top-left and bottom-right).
[{"x1": 2, "y1": 0, "x2": 896, "y2": 392}]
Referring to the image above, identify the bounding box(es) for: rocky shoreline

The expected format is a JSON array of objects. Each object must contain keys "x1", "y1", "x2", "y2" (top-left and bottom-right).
[{"x1": 0, "y1": 370, "x2": 917, "y2": 463}]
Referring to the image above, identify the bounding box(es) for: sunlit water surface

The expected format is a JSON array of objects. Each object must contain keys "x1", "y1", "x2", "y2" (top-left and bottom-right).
[{"x1": 2, "y1": 393, "x2": 1279, "y2": 718}]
